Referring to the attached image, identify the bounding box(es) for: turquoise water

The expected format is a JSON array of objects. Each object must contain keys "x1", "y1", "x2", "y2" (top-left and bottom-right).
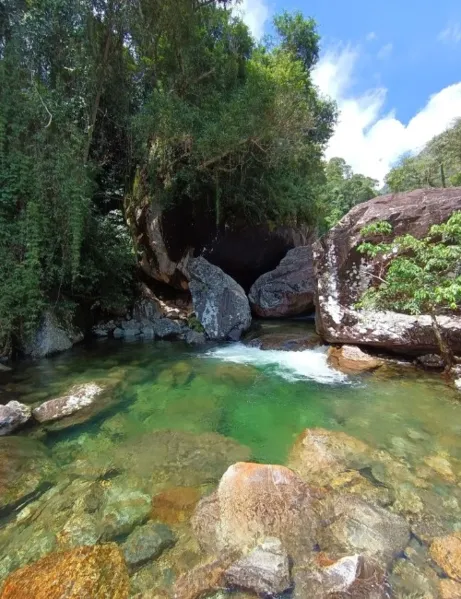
[{"x1": 2, "y1": 323, "x2": 461, "y2": 595}]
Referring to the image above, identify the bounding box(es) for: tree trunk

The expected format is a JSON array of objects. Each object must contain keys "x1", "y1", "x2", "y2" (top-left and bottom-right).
[{"x1": 430, "y1": 311, "x2": 453, "y2": 371}]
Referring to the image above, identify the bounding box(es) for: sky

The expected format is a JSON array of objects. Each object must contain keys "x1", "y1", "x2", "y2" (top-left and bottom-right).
[{"x1": 234, "y1": 0, "x2": 461, "y2": 185}]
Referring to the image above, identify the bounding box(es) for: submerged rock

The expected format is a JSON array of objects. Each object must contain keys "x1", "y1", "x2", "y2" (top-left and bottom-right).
[
  {"x1": 314, "y1": 187, "x2": 461, "y2": 354},
  {"x1": 192, "y1": 462, "x2": 318, "y2": 559},
  {"x1": 151, "y1": 486, "x2": 202, "y2": 525},
  {"x1": 32, "y1": 382, "x2": 105, "y2": 424},
  {"x1": 327, "y1": 345, "x2": 383, "y2": 374},
  {"x1": 0, "y1": 544, "x2": 129, "y2": 599},
  {"x1": 187, "y1": 257, "x2": 251, "y2": 341},
  {"x1": 293, "y1": 554, "x2": 387, "y2": 599},
  {"x1": 248, "y1": 246, "x2": 316, "y2": 318},
  {"x1": 224, "y1": 537, "x2": 291, "y2": 596},
  {"x1": 0, "y1": 436, "x2": 57, "y2": 512},
  {"x1": 439, "y1": 579, "x2": 461, "y2": 599},
  {"x1": 99, "y1": 477, "x2": 151, "y2": 540},
  {"x1": 430, "y1": 533, "x2": 461, "y2": 581},
  {"x1": 173, "y1": 553, "x2": 237, "y2": 599},
  {"x1": 0, "y1": 402, "x2": 31, "y2": 436},
  {"x1": 319, "y1": 494, "x2": 410, "y2": 564},
  {"x1": 122, "y1": 522, "x2": 176, "y2": 569}
]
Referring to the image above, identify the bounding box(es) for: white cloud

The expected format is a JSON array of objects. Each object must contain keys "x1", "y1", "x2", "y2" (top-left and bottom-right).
[
  {"x1": 377, "y1": 42, "x2": 393, "y2": 60},
  {"x1": 366, "y1": 32, "x2": 377, "y2": 42},
  {"x1": 233, "y1": 0, "x2": 270, "y2": 40},
  {"x1": 312, "y1": 46, "x2": 461, "y2": 185},
  {"x1": 438, "y1": 22, "x2": 461, "y2": 44}
]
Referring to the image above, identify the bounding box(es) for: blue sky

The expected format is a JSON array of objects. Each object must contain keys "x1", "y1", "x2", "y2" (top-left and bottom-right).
[{"x1": 235, "y1": 0, "x2": 461, "y2": 183}]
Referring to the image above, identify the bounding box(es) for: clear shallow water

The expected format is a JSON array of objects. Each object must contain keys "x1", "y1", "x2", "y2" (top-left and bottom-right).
[{"x1": 1, "y1": 325, "x2": 461, "y2": 595}]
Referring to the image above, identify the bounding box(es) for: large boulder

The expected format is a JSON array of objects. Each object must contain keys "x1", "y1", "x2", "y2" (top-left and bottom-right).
[
  {"x1": 133, "y1": 199, "x2": 313, "y2": 291},
  {"x1": 32, "y1": 382, "x2": 106, "y2": 424},
  {"x1": 0, "y1": 544, "x2": 129, "y2": 599},
  {"x1": 24, "y1": 311, "x2": 83, "y2": 359},
  {"x1": 314, "y1": 188, "x2": 461, "y2": 354},
  {"x1": 187, "y1": 257, "x2": 251, "y2": 341},
  {"x1": 192, "y1": 462, "x2": 318, "y2": 559},
  {"x1": 249, "y1": 246, "x2": 316, "y2": 317}
]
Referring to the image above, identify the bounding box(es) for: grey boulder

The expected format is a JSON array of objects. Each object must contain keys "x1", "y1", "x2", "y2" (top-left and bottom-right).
[
  {"x1": 225, "y1": 537, "x2": 291, "y2": 596},
  {"x1": 187, "y1": 257, "x2": 251, "y2": 341},
  {"x1": 25, "y1": 311, "x2": 83, "y2": 358},
  {"x1": 249, "y1": 246, "x2": 316, "y2": 318},
  {"x1": 0, "y1": 401, "x2": 31, "y2": 436}
]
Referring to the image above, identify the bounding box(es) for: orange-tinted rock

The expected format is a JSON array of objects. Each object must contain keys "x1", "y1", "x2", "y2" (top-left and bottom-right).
[
  {"x1": 152, "y1": 487, "x2": 201, "y2": 525},
  {"x1": 192, "y1": 462, "x2": 318, "y2": 558},
  {"x1": 327, "y1": 345, "x2": 383, "y2": 375},
  {"x1": 430, "y1": 533, "x2": 461, "y2": 581},
  {"x1": 440, "y1": 579, "x2": 461, "y2": 599},
  {"x1": 0, "y1": 544, "x2": 129, "y2": 599},
  {"x1": 288, "y1": 428, "x2": 372, "y2": 486}
]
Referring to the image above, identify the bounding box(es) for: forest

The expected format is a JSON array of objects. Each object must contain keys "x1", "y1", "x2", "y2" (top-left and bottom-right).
[{"x1": 1, "y1": 0, "x2": 460, "y2": 355}]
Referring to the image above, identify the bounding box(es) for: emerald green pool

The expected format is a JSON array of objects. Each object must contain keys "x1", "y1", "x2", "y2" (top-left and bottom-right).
[{"x1": 1, "y1": 322, "x2": 461, "y2": 595}]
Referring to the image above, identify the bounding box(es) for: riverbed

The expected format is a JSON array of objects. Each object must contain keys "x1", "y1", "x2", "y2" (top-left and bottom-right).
[{"x1": 1, "y1": 323, "x2": 460, "y2": 596}]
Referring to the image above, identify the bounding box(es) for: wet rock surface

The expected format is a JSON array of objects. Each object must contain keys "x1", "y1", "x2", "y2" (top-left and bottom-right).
[
  {"x1": 430, "y1": 533, "x2": 461, "y2": 581},
  {"x1": 224, "y1": 537, "x2": 291, "y2": 596},
  {"x1": 0, "y1": 436, "x2": 57, "y2": 513},
  {"x1": 192, "y1": 462, "x2": 318, "y2": 558},
  {"x1": 24, "y1": 310, "x2": 82, "y2": 358},
  {"x1": 0, "y1": 402, "x2": 31, "y2": 435},
  {"x1": 327, "y1": 344, "x2": 383, "y2": 374},
  {"x1": 187, "y1": 257, "x2": 251, "y2": 341},
  {"x1": 0, "y1": 544, "x2": 129, "y2": 599},
  {"x1": 122, "y1": 522, "x2": 176, "y2": 569},
  {"x1": 249, "y1": 246, "x2": 316, "y2": 318}
]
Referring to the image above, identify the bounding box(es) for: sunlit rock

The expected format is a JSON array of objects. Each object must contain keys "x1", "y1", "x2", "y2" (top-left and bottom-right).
[
  {"x1": 327, "y1": 345, "x2": 383, "y2": 374},
  {"x1": 430, "y1": 533, "x2": 461, "y2": 581},
  {"x1": 0, "y1": 544, "x2": 129, "y2": 599},
  {"x1": 192, "y1": 462, "x2": 318, "y2": 559},
  {"x1": 319, "y1": 494, "x2": 410, "y2": 565},
  {"x1": 32, "y1": 382, "x2": 105, "y2": 424},
  {"x1": 0, "y1": 402, "x2": 31, "y2": 436}
]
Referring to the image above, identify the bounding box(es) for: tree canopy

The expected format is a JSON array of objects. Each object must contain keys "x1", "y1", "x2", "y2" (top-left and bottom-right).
[{"x1": 0, "y1": 0, "x2": 337, "y2": 353}]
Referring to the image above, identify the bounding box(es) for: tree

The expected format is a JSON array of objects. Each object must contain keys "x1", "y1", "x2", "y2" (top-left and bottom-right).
[
  {"x1": 385, "y1": 120, "x2": 461, "y2": 193},
  {"x1": 321, "y1": 158, "x2": 378, "y2": 228},
  {"x1": 358, "y1": 213, "x2": 461, "y2": 368}
]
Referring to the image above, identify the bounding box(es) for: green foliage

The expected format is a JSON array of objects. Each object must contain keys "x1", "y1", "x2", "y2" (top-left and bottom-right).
[
  {"x1": 320, "y1": 158, "x2": 379, "y2": 228},
  {"x1": 385, "y1": 119, "x2": 461, "y2": 192},
  {"x1": 357, "y1": 213, "x2": 461, "y2": 316},
  {"x1": 131, "y1": 6, "x2": 337, "y2": 225}
]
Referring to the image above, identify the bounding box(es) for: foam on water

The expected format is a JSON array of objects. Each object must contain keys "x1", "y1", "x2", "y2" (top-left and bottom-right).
[{"x1": 204, "y1": 343, "x2": 348, "y2": 384}]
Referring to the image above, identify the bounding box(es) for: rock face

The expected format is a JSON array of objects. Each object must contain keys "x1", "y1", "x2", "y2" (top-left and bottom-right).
[
  {"x1": 0, "y1": 544, "x2": 129, "y2": 599},
  {"x1": 24, "y1": 311, "x2": 83, "y2": 358},
  {"x1": 32, "y1": 382, "x2": 105, "y2": 424},
  {"x1": 192, "y1": 462, "x2": 317, "y2": 558},
  {"x1": 327, "y1": 345, "x2": 383, "y2": 374},
  {"x1": 249, "y1": 246, "x2": 316, "y2": 317},
  {"x1": 187, "y1": 258, "x2": 251, "y2": 341},
  {"x1": 224, "y1": 537, "x2": 292, "y2": 596},
  {"x1": 314, "y1": 188, "x2": 461, "y2": 354},
  {"x1": 0, "y1": 402, "x2": 31, "y2": 436}
]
